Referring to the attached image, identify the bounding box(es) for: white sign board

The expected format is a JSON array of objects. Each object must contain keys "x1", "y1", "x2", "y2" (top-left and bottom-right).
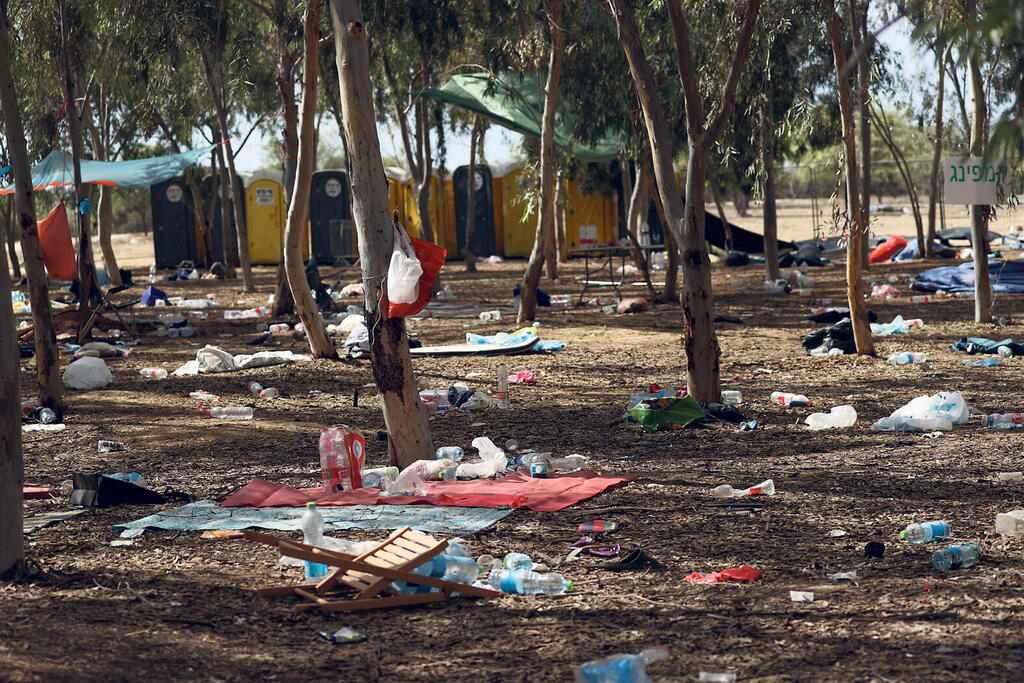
[
  {"x1": 944, "y1": 156, "x2": 1003, "y2": 205},
  {"x1": 324, "y1": 178, "x2": 342, "y2": 198},
  {"x1": 255, "y1": 188, "x2": 275, "y2": 205},
  {"x1": 165, "y1": 184, "x2": 183, "y2": 203}
]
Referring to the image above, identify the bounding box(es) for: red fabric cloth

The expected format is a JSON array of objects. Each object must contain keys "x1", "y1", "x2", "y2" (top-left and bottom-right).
[
  {"x1": 221, "y1": 469, "x2": 634, "y2": 513},
  {"x1": 388, "y1": 235, "x2": 447, "y2": 318},
  {"x1": 37, "y1": 202, "x2": 78, "y2": 281},
  {"x1": 868, "y1": 235, "x2": 908, "y2": 264},
  {"x1": 683, "y1": 565, "x2": 762, "y2": 584}
]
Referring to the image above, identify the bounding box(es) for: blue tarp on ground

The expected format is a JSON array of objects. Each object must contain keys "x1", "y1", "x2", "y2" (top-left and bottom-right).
[
  {"x1": 0, "y1": 146, "x2": 215, "y2": 195},
  {"x1": 114, "y1": 500, "x2": 514, "y2": 535},
  {"x1": 913, "y1": 261, "x2": 1024, "y2": 293}
]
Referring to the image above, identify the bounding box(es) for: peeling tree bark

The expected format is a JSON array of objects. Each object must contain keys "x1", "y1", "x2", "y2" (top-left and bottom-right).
[
  {"x1": 827, "y1": 9, "x2": 874, "y2": 355},
  {"x1": 760, "y1": 92, "x2": 780, "y2": 281},
  {"x1": 966, "y1": 0, "x2": 990, "y2": 323},
  {"x1": 329, "y1": 0, "x2": 434, "y2": 469}
]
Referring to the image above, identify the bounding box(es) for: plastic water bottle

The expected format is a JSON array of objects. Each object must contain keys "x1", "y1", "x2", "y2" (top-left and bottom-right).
[
  {"x1": 998, "y1": 345, "x2": 1014, "y2": 358},
  {"x1": 189, "y1": 391, "x2": 222, "y2": 402},
  {"x1": 503, "y1": 552, "x2": 533, "y2": 570},
  {"x1": 249, "y1": 382, "x2": 263, "y2": 395},
  {"x1": 496, "y1": 363, "x2": 509, "y2": 408},
  {"x1": 803, "y1": 405, "x2": 857, "y2": 430},
  {"x1": 300, "y1": 502, "x2": 328, "y2": 582},
  {"x1": 888, "y1": 352, "x2": 926, "y2": 364},
  {"x1": 982, "y1": 414, "x2": 1024, "y2": 429},
  {"x1": 770, "y1": 391, "x2": 811, "y2": 407},
  {"x1": 932, "y1": 542, "x2": 981, "y2": 572},
  {"x1": 712, "y1": 479, "x2": 775, "y2": 498},
  {"x1": 35, "y1": 407, "x2": 57, "y2": 425},
  {"x1": 995, "y1": 510, "x2": 1024, "y2": 536},
  {"x1": 107, "y1": 472, "x2": 146, "y2": 487},
  {"x1": 871, "y1": 416, "x2": 953, "y2": 431},
  {"x1": 140, "y1": 368, "x2": 168, "y2": 379},
  {"x1": 900, "y1": 521, "x2": 950, "y2": 543},
  {"x1": 149, "y1": 264, "x2": 156, "y2": 283},
  {"x1": 575, "y1": 648, "x2": 669, "y2": 683},
  {"x1": 436, "y1": 446, "x2": 465, "y2": 461},
  {"x1": 98, "y1": 440, "x2": 124, "y2": 452},
  {"x1": 440, "y1": 554, "x2": 480, "y2": 584},
  {"x1": 505, "y1": 439, "x2": 519, "y2": 451},
  {"x1": 487, "y1": 569, "x2": 572, "y2": 595},
  {"x1": 479, "y1": 310, "x2": 501, "y2": 321},
  {"x1": 964, "y1": 358, "x2": 1001, "y2": 367},
  {"x1": 259, "y1": 387, "x2": 280, "y2": 399},
  {"x1": 721, "y1": 390, "x2": 742, "y2": 405},
  {"x1": 549, "y1": 454, "x2": 586, "y2": 471},
  {"x1": 201, "y1": 406, "x2": 254, "y2": 420}
]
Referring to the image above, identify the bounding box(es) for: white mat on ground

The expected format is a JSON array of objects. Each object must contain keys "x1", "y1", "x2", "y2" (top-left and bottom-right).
[{"x1": 172, "y1": 345, "x2": 311, "y2": 376}]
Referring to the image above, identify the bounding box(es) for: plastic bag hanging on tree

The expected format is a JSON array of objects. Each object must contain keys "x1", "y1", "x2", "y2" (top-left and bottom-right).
[
  {"x1": 387, "y1": 217, "x2": 423, "y2": 305},
  {"x1": 388, "y1": 211, "x2": 448, "y2": 319}
]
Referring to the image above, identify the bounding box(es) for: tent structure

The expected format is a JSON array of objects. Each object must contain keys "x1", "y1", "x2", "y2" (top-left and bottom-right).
[
  {"x1": 0, "y1": 145, "x2": 216, "y2": 195},
  {"x1": 420, "y1": 72, "x2": 619, "y2": 161}
]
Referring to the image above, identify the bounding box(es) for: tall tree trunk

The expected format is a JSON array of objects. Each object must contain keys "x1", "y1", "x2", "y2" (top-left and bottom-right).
[
  {"x1": 518, "y1": 0, "x2": 564, "y2": 323},
  {"x1": 83, "y1": 87, "x2": 123, "y2": 286},
  {"x1": 463, "y1": 114, "x2": 480, "y2": 271},
  {"x1": 3, "y1": 198, "x2": 19, "y2": 280},
  {"x1": 847, "y1": 0, "x2": 872, "y2": 269},
  {"x1": 286, "y1": 1, "x2": 336, "y2": 359},
  {"x1": 622, "y1": 157, "x2": 656, "y2": 300},
  {"x1": 58, "y1": 0, "x2": 99, "y2": 341},
  {"x1": 413, "y1": 101, "x2": 436, "y2": 244},
  {"x1": 188, "y1": 165, "x2": 215, "y2": 270},
  {"x1": 966, "y1": 7, "x2": 991, "y2": 322},
  {"x1": 0, "y1": 177, "x2": 21, "y2": 578},
  {"x1": 0, "y1": 0, "x2": 62, "y2": 411},
  {"x1": 708, "y1": 179, "x2": 733, "y2": 252},
  {"x1": 555, "y1": 170, "x2": 568, "y2": 262},
  {"x1": 200, "y1": 47, "x2": 254, "y2": 292},
  {"x1": 827, "y1": 9, "x2": 874, "y2": 355},
  {"x1": 871, "y1": 106, "x2": 925, "y2": 255},
  {"x1": 212, "y1": 133, "x2": 238, "y2": 279},
  {"x1": 272, "y1": 47, "x2": 299, "y2": 316},
  {"x1": 760, "y1": 92, "x2": 780, "y2": 281},
  {"x1": 329, "y1": 0, "x2": 434, "y2": 469},
  {"x1": 925, "y1": 22, "x2": 947, "y2": 259},
  {"x1": 651, "y1": 181, "x2": 678, "y2": 301}
]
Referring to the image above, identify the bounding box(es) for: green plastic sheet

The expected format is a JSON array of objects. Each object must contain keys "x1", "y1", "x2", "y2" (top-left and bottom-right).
[{"x1": 628, "y1": 396, "x2": 706, "y2": 432}]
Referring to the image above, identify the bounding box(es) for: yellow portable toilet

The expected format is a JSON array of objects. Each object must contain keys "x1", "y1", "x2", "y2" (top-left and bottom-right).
[
  {"x1": 384, "y1": 166, "x2": 410, "y2": 228},
  {"x1": 402, "y1": 171, "x2": 455, "y2": 257},
  {"x1": 565, "y1": 178, "x2": 618, "y2": 250},
  {"x1": 497, "y1": 161, "x2": 536, "y2": 258},
  {"x1": 244, "y1": 171, "x2": 285, "y2": 264}
]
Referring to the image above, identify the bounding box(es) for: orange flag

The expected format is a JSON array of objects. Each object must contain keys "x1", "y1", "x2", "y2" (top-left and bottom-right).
[{"x1": 37, "y1": 202, "x2": 78, "y2": 281}]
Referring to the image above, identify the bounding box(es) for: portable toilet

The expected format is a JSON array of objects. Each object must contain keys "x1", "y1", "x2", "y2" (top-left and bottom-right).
[
  {"x1": 497, "y1": 162, "x2": 536, "y2": 258},
  {"x1": 453, "y1": 164, "x2": 497, "y2": 257},
  {"x1": 151, "y1": 176, "x2": 196, "y2": 268},
  {"x1": 309, "y1": 169, "x2": 355, "y2": 264},
  {"x1": 384, "y1": 166, "x2": 410, "y2": 228},
  {"x1": 199, "y1": 175, "x2": 242, "y2": 266},
  {"x1": 402, "y1": 172, "x2": 455, "y2": 255},
  {"x1": 565, "y1": 178, "x2": 617, "y2": 250},
  {"x1": 244, "y1": 171, "x2": 285, "y2": 264}
]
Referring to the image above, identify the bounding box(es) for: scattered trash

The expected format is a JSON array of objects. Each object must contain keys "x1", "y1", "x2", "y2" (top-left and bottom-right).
[
  {"x1": 790, "y1": 590, "x2": 815, "y2": 602},
  {"x1": 62, "y1": 356, "x2": 113, "y2": 389},
  {"x1": 888, "y1": 352, "x2": 926, "y2": 364},
  {"x1": 579, "y1": 520, "x2": 619, "y2": 533},
  {"x1": 871, "y1": 315, "x2": 923, "y2": 336},
  {"x1": 829, "y1": 529, "x2": 847, "y2": 537},
  {"x1": 575, "y1": 648, "x2": 668, "y2": 683},
  {"x1": 739, "y1": 420, "x2": 757, "y2": 431},
  {"x1": 932, "y1": 542, "x2": 981, "y2": 571},
  {"x1": 509, "y1": 370, "x2": 536, "y2": 384},
  {"x1": 98, "y1": 440, "x2": 124, "y2": 452},
  {"x1": 864, "y1": 541, "x2": 885, "y2": 559},
  {"x1": 720, "y1": 390, "x2": 742, "y2": 405},
  {"x1": 200, "y1": 529, "x2": 244, "y2": 540},
  {"x1": 803, "y1": 405, "x2": 857, "y2": 430},
  {"x1": 189, "y1": 390, "x2": 223, "y2": 402},
  {"x1": 598, "y1": 548, "x2": 663, "y2": 571},
  {"x1": 616, "y1": 297, "x2": 648, "y2": 314},
  {"x1": 829, "y1": 570, "x2": 858, "y2": 581},
  {"x1": 488, "y1": 568, "x2": 572, "y2": 594},
  {"x1": 320, "y1": 425, "x2": 366, "y2": 492},
  {"x1": 997, "y1": 472, "x2": 1023, "y2": 481},
  {"x1": 901, "y1": 521, "x2": 950, "y2": 544},
  {"x1": 318, "y1": 627, "x2": 366, "y2": 644},
  {"x1": 198, "y1": 406, "x2": 254, "y2": 420},
  {"x1": 964, "y1": 358, "x2": 1001, "y2": 367},
  {"x1": 627, "y1": 396, "x2": 706, "y2": 431},
  {"x1": 770, "y1": 392, "x2": 811, "y2": 407},
  {"x1": 995, "y1": 510, "x2": 1024, "y2": 536},
  {"x1": 872, "y1": 391, "x2": 969, "y2": 431},
  {"x1": 698, "y1": 673, "x2": 737, "y2": 683},
  {"x1": 683, "y1": 565, "x2": 761, "y2": 584},
  {"x1": 140, "y1": 367, "x2": 168, "y2": 379},
  {"x1": 712, "y1": 479, "x2": 775, "y2": 499}
]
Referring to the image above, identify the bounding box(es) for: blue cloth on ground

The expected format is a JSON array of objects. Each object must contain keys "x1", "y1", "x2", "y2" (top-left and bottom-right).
[
  {"x1": 950, "y1": 337, "x2": 1024, "y2": 356},
  {"x1": 913, "y1": 261, "x2": 1024, "y2": 293},
  {"x1": 114, "y1": 500, "x2": 513, "y2": 534}
]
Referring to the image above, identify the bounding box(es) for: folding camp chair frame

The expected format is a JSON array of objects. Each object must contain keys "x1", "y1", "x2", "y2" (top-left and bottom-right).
[
  {"x1": 244, "y1": 527, "x2": 499, "y2": 613},
  {"x1": 82, "y1": 284, "x2": 139, "y2": 341}
]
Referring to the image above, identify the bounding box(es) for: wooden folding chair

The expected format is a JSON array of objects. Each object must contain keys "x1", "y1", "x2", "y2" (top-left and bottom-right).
[{"x1": 244, "y1": 527, "x2": 500, "y2": 612}]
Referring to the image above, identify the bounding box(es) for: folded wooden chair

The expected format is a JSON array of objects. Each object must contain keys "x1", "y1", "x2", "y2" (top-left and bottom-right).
[{"x1": 244, "y1": 526, "x2": 499, "y2": 612}]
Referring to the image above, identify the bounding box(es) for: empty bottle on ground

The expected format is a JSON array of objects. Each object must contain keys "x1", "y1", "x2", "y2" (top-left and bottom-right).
[
  {"x1": 982, "y1": 414, "x2": 1024, "y2": 429},
  {"x1": 770, "y1": 392, "x2": 811, "y2": 407},
  {"x1": 871, "y1": 416, "x2": 953, "y2": 431},
  {"x1": 259, "y1": 387, "x2": 280, "y2": 399},
  {"x1": 887, "y1": 352, "x2": 926, "y2": 364},
  {"x1": 140, "y1": 368, "x2": 168, "y2": 379},
  {"x1": 575, "y1": 648, "x2": 669, "y2": 683},
  {"x1": 436, "y1": 446, "x2": 465, "y2": 461},
  {"x1": 488, "y1": 569, "x2": 573, "y2": 595},
  {"x1": 301, "y1": 502, "x2": 328, "y2": 582},
  {"x1": 721, "y1": 390, "x2": 742, "y2": 405},
  {"x1": 496, "y1": 363, "x2": 509, "y2": 408},
  {"x1": 713, "y1": 479, "x2": 775, "y2": 498},
  {"x1": 996, "y1": 510, "x2": 1024, "y2": 536},
  {"x1": 503, "y1": 552, "x2": 533, "y2": 570},
  {"x1": 901, "y1": 521, "x2": 950, "y2": 544},
  {"x1": 932, "y1": 542, "x2": 981, "y2": 572},
  {"x1": 249, "y1": 382, "x2": 263, "y2": 395},
  {"x1": 98, "y1": 440, "x2": 124, "y2": 452},
  {"x1": 200, "y1": 406, "x2": 254, "y2": 420}
]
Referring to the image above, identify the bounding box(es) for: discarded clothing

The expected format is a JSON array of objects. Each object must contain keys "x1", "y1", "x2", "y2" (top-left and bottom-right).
[
  {"x1": 869, "y1": 235, "x2": 908, "y2": 263},
  {"x1": 913, "y1": 261, "x2": 1024, "y2": 293},
  {"x1": 802, "y1": 320, "x2": 856, "y2": 354},
  {"x1": 808, "y1": 308, "x2": 877, "y2": 324},
  {"x1": 951, "y1": 337, "x2": 1024, "y2": 356},
  {"x1": 780, "y1": 242, "x2": 829, "y2": 267},
  {"x1": 171, "y1": 345, "x2": 310, "y2": 376},
  {"x1": 683, "y1": 565, "x2": 761, "y2": 584}
]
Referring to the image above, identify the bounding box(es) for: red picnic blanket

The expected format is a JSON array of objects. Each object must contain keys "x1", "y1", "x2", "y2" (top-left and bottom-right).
[{"x1": 221, "y1": 469, "x2": 634, "y2": 513}]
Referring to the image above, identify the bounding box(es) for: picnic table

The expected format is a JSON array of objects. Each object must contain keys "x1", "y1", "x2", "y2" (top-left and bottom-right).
[{"x1": 568, "y1": 244, "x2": 662, "y2": 303}]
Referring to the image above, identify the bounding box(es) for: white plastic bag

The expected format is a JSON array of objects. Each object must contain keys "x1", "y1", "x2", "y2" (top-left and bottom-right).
[
  {"x1": 455, "y1": 437, "x2": 508, "y2": 479},
  {"x1": 891, "y1": 391, "x2": 969, "y2": 426},
  {"x1": 387, "y1": 226, "x2": 422, "y2": 304},
  {"x1": 62, "y1": 356, "x2": 112, "y2": 389}
]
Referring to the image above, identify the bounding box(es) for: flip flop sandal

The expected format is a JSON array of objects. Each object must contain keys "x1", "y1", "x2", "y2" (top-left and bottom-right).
[{"x1": 598, "y1": 548, "x2": 665, "y2": 571}]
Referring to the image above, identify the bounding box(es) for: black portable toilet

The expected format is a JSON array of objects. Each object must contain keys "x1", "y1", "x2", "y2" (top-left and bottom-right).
[
  {"x1": 151, "y1": 177, "x2": 196, "y2": 268},
  {"x1": 200, "y1": 175, "x2": 243, "y2": 265},
  {"x1": 453, "y1": 164, "x2": 496, "y2": 257},
  {"x1": 309, "y1": 170, "x2": 355, "y2": 264}
]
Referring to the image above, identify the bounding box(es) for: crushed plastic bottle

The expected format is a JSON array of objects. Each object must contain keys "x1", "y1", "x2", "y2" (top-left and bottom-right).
[
  {"x1": 199, "y1": 406, "x2": 254, "y2": 420},
  {"x1": 887, "y1": 352, "x2": 926, "y2": 364},
  {"x1": 996, "y1": 510, "x2": 1024, "y2": 536},
  {"x1": 720, "y1": 390, "x2": 742, "y2": 405},
  {"x1": 548, "y1": 454, "x2": 586, "y2": 471},
  {"x1": 964, "y1": 358, "x2": 1001, "y2": 367},
  {"x1": 436, "y1": 446, "x2": 465, "y2": 461},
  {"x1": 981, "y1": 414, "x2": 1024, "y2": 429},
  {"x1": 503, "y1": 552, "x2": 533, "y2": 570},
  {"x1": 97, "y1": 440, "x2": 124, "y2": 452},
  {"x1": 901, "y1": 521, "x2": 950, "y2": 543},
  {"x1": 575, "y1": 648, "x2": 669, "y2": 683},
  {"x1": 360, "y1": 466, "x2": 398, "y2": 489},
  {"x1": 455, "y1": 437, "x2": 508, "y2": 479},
  {"x1": 496, "y1": 363, "x2": 509, "y2": 408},
  {"x1": 770, "y1": 391, "x2": 811, "y2": 407},
  {"x1": 932, "y1": 542, "x2": 981, "y2": 572},
  {"x1": 300, "y1": 502, "x2": 328, "y2": 582},
  {"x1": 189, "y1": 390, "x2": 223, "y2": 402},
  {"x1": 488, "y1": 569, "x2": 572, "y2": 595},
  {"x1": 259, "y1": 387, "x2": 280, "y2": 399},
  {"x1": 803, "y1": 405, "x2": 857, "y2": 430},
  {"x1": 140, "y1": 367, "x2": 168, "y2": 379},
  {"x1": 712, "y1": 479, "x2": 775, "y2": 498},
  {"x1": 871, "y1": 416, "x2": 953, "y2": 432}
]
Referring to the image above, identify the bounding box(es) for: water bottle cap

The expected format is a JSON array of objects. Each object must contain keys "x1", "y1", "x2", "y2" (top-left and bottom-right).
[
  {"x1": 565, "y1": 580, "x2": 574, "y2": 591},
  {"x1": 899, "y1": 530, "x2": 907, "y2": 539},
  {"x1": 306, "y1": 502, "x2": 316, "y2": 508}
]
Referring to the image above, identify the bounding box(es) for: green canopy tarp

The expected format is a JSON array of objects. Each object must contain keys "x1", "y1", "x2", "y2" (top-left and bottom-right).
[{"x1": 420, "y1": 72, "x2": 619, "y2": 161}]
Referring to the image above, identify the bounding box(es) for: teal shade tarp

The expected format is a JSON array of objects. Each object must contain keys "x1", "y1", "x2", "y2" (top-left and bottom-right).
[
  {"x1": 628, "y1": 396, "x2": 706, "y2": 431},
  {"x1": 0, "y1": 164, "x2": 11, "y2": 178},
  {"x1": 420, "y1": 72, "x2": 619, "y2": 161},
  {"x1": 0, "y1": 145, "x2": 215, "y2": 195}
]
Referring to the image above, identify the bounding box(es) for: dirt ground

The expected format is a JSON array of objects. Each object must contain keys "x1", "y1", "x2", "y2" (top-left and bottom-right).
[{"x1": 4, "y1": 246, "x2": 1024, "y2": 682}]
